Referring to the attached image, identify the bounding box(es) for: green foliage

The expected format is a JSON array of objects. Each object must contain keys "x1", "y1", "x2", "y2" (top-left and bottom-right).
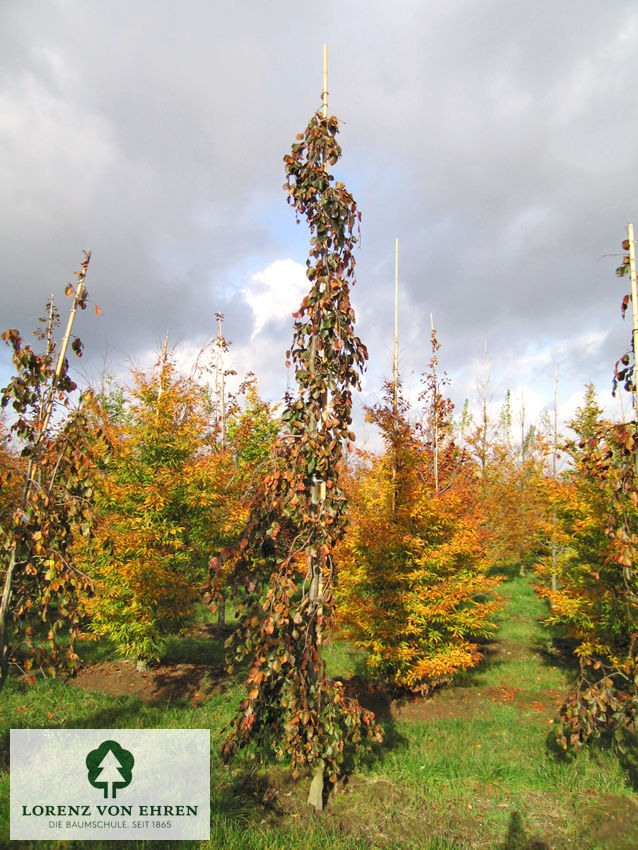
[
  {"x1": 465, "y1": 395, "x2": 553, "y2": 576},
  {"x1": 537, "y1": 385, "x2": 638, "y2": 750},
  {"x1": 81, "y1": 359, "x2": 246, "y2": 663},
  {"x1": 225, "y1": 377, "x2": 280, "y2": 466}
]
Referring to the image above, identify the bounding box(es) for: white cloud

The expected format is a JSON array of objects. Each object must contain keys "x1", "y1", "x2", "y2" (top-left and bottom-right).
[{"x1": 241, "y1": 259, "x2": 308, "y2": 341}]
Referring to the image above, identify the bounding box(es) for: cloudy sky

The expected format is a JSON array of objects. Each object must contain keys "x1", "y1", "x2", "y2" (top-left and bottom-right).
[{"x1": 2, "y1": 0, "x2": 638, "y2": 447}]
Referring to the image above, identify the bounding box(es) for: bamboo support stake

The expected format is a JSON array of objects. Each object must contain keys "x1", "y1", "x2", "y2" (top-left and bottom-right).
[
  {"x1": 551, "y1": 364, "x2": 558, "y2": 593},
  {"x1": 312, "y1": 41, "x2": 329, "y2": 653},
  {"x1": 322, "y1": 44, "x2": 328, "y2": 119},
  {"x1": 431, "y1": 313, "x2": 439, "y2": 494},
  {"x1": 215, "y1": 312, "x2": 227, "y2": 629},
  {"x1": 309, "y1": 43, "x2": 331, "y2": 812},
  {"x1": 552, "y1": 365, "x2": 558, "y2": 480},
  {"x1": 40, "y1": 251, "x2": 91, "y2": 437},
  {"x1": 215, "y1": 313, "x2": 227, "y2": 449},
  {"x1": 520, "y1": 371, "x2": 526, "y2": 465},
  {"x1": 480, "y1": 341, "x2": 488, "y2": 477},
  {"x1": 156, "y1": 330, "x2": 169, "y2": 422},
  {"x1": 519, "y1": 369, "x2": 527, "y2": 576},
  {"x1": 393, "y1": 239, "x2": 399, "y2": 410},
  {"x1": 391, "y1": 239, "x2": 399, "y2": 514}
]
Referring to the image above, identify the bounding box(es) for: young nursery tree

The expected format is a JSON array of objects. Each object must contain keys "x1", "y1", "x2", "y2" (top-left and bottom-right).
[
  {"x1": 536, "y1": 233, "x2": 638, "y2": 750},
  {"x1": 205, "y1": 99, "x2": 379, "y2": 809},
  {"x1": 0, "y1": 253, "x2": 98, "y2": 692},
  {"x1": 536, "y1": 385, "x2": 638, "y2": 749},
  {"x1": 336, "y1": 349, "x2": 502, "y2": 695},
  {"x1": 81, "y1": 355, "x2": 243, "y2": 668}
]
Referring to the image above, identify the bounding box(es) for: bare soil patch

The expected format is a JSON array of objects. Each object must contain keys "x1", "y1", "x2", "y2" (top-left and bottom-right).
[{"x1": 69, "y1": 659, "x2": 224, "y2": 705}]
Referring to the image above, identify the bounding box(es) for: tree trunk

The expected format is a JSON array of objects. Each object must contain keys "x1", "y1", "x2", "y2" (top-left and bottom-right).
[
  {"x1": 308, "y1": 759, "x2": 325, "y2": 810},
  {"x1": 217, "y1": 599, "x2": 226, "y2": 628},
  {"x1": 0, "y1": 548, "x2": 17, "y2": 693}
]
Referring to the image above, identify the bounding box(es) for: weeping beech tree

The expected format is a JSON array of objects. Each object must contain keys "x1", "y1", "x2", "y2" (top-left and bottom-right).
[{"x1": 204, "y1": 106, "x2": 380, "y2": 809}]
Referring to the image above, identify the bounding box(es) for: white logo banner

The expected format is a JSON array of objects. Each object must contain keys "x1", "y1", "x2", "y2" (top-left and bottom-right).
[{"x1": 11, "y1": 728, "x2": 210, "y2": 840}]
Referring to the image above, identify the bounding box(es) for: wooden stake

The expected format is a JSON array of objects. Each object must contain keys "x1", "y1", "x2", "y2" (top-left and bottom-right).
[
  {"x1": 520, "y1": 370, "x2": 526, "y2": 465},
  {"x1": 215, "y1": 313, "x2": 226, "y2": 450},
  {"x1": 552, "y1": 365, "x2": 558, "y2": 479},
  {"x1": 551, "y1": 364, "x2": 558, "y2": 593},
  {"x1": 431, "y1": 313, "x2": 439, "y2": 494},
  {"x1": 322, "y1": 44, "x2": 328, "y2": 119},
  {"x1": 156, "y1": 330, "x2": 169, "y2": 422},
  {"x1": 40, "y1": 251, "x2": 91, "y2": 437},
  {"x1": 391, "y1": 239, "x2": 399, "y2": 515},
  {"x1": 480, "y1": 341, "x2": 488, "y2": 477},
  {"x1": 307, "y1": 56, "x2": 329, "y2": 800},
  {"x1": 519, "y1": 369, "x2": 527, "y2": 576},
  {"x1": 393, "y1": 238, "x2": 399, "y2": 412}
]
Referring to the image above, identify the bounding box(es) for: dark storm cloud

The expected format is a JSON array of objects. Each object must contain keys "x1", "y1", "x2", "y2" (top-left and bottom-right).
[{"x1": 1, "y1": 0, "x2": 637, "y2": 429}]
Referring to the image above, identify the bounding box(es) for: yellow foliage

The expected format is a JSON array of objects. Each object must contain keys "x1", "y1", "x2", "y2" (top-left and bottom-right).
[{"x1": 336, "y1": 421, "x2": 502, "y2": 694}]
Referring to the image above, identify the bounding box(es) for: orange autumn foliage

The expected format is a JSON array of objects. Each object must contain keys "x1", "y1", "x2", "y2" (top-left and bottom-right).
[
  {"x1": 481, "y1": 430, "x2": 555, "y2": 574},
  {"x1": 536, "y1": 387, "x2": 638, "y2": 664},
  {"x1": 335, "y1": 382, "x2": 502, "y2": 694},
  {"x1": 534, "y1": 385, "x2": 638, "y2": 748},
  {"x1": 79, "y1": 360, "x2": 247, "y2": 663}
]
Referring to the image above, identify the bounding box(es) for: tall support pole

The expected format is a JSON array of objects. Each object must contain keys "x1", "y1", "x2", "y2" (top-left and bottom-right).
[
  {"x1": 480, "y1": 340, "x2": 488, "y2": 478},
  {"x1": 520, "y1": 371, "x2": 526, "y2": 465},
  {"x1": 519, "y1": 369, "x2": 527, "y2": 576},
  {"x1": 215, "y1": 313, "x2": 226, "y2": 450},
  {"x1": 391, "y1": 239, "x2": 399, "y2": 514},
  {"x1": 322, "y1": 44, "x2": 328, "y2": 120},
  {"x1": 431, "y1": 313, "x2": 439, "y2": 494},
  {"x1": 156, "y1": 330, "x2": 169, "y2": 423},
  {"x1": 551, "y1": 364, "x2": 559, "y2": 592},
  {"x1": 214, "y1": 312, "x2": 227, "y2": 630},
  {"x1": 308, "y1": 43, "x2": 329, "y2": 811},
  {"x1": 393, "y1": 238, "x2": 399, "y2": 411},
  {"x1": 552, "y1": 365, "x2": 558, "y2": 480},
  {"x1": 40, "y1": 251, "x2": 91, "y2": 437}
]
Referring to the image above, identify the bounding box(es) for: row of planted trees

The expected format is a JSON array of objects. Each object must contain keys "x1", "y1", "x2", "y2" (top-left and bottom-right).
[
  {"x1": 1, "y1": 88, "x2": 637, "y2": 808},
  {"x1": 0, "y1": 290, "x2": 280, "y2": 682}
]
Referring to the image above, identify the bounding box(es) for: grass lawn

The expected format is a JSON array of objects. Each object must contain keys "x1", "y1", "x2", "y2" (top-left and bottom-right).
[{"x1": 2, "y1": 573, "x2": 637, "y2": 848}]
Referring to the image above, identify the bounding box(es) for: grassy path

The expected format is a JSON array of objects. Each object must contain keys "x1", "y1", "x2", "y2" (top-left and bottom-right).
[
  {"x1": 315, "y1": 575, "x2": 638, "y2": 848},
  {"x1": 1, "y1": 575, "x2": 638, "y2": 848}
]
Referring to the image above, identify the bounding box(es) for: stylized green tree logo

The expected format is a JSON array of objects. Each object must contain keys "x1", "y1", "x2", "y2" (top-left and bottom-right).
[{"x1": 86, "y1": 740, "x2": 134, "y2": 799}]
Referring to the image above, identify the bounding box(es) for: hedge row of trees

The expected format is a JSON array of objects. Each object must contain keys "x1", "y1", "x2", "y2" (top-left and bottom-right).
[{"x1": 2, "y1": 281, "x2": 634, "y2": 734}]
